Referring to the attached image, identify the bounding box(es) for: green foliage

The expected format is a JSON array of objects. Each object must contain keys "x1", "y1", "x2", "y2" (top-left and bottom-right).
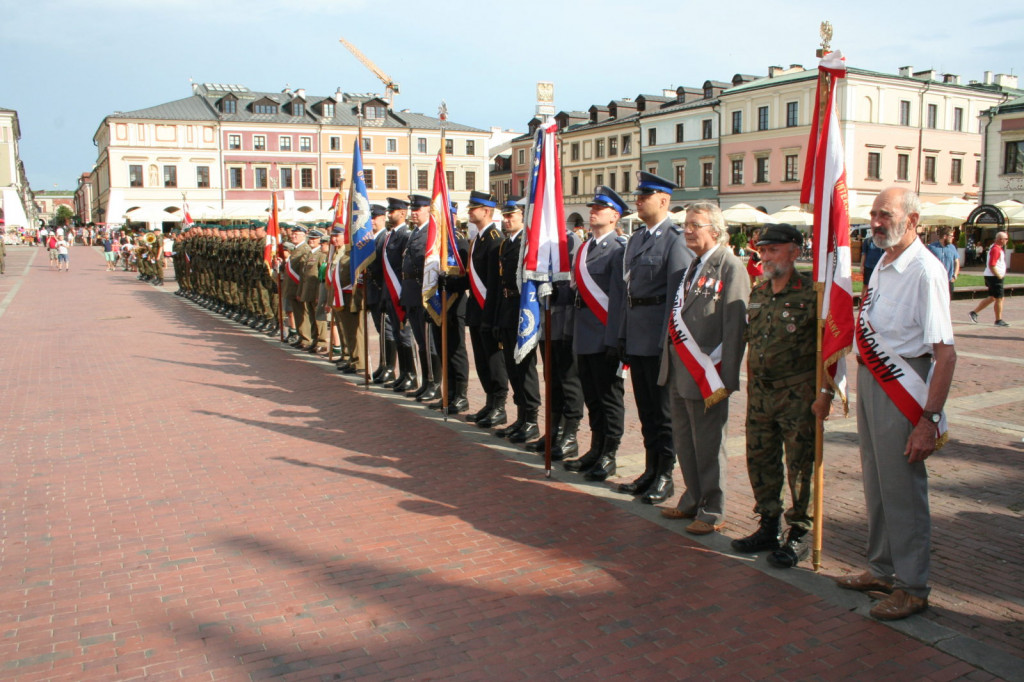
[
  {"x1": 730, "y1": 231, "x2": 749, "y2": 251},
  {"x1": 957, "y1": 230, "x2": 967, "y2": 248},
  {"x1": 54, "y1": 205, "x2": 75, "y2": 226}
]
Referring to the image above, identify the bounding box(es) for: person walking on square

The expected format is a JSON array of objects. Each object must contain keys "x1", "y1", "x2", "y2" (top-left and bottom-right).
[
  {"x1": 969, "y1": 230, "x2": 1009, "y2": 327},
  {"x1": 926, "y1": 226, "x2": 960, "y2": 300}
]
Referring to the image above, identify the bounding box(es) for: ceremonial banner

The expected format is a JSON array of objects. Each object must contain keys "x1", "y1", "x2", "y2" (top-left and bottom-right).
[
  {"x1": 265, "y1": 193, "x2": 280, "y2": 265},
  {"x1": 800, "y1": 50, "x2": 853, "y2": 405},
  {"x1": 330, "y1": 190, "x2": 347, "y2": 243},
  {"x1": 349, "y1": 142, "x2": 376, "y2": 284},
  {"x1": 515, "y1": 120, "x2": 569, "y2": 362},
  {"x1": 182, "y1": 199, "x2": 194, "y2": 230},
  {"x1": 423, "y1": 153, "x2": 464, "y2": 324}
]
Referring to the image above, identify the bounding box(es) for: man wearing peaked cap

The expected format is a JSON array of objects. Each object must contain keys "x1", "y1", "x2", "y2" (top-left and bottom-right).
[
  {"x1": 611, "y1": 170, "x2": 692, "y2": 505},
  {"x1": 464, "y1": 191, "x2": 509, "y2": 427},
  {"x1": 401, "y1": 194, "x2": 440, "y2": 402},
  {"x1": 382, "y1": 197, "x2": 417, "y2": 391},
  {"x1": 564, "y1": 186, "x2": 628, "y2": 479},
  {"x1": 298, "y1": 229, "x2": 328, "y2": 352},
  {"x1": 365, "y1": 204, "x2": 395, "y2": 382},
  {"x1": 286, "y1": 225, "x2": 313, "y2": 345}
]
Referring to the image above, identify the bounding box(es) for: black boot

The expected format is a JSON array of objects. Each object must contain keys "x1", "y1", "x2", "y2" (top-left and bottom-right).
[
  {"x1": 465, "y1": 394, "x2": 492, "y2": 423},
  {"x1": 641, "y1": 473, "x2": 674, "y2": 504},
  {"x1": 584, "y1": 437, "x2": 619, "y2": 481},
  {"x1": 509, "y1": 411, "x2": 540, "y2": 444},
  {"x1": 494, "y1": 409, "x2": 524, "y2": 438},
  {"x1": 767, "y1": 526, "x2": 810, "y2": 568},
  {"x1": 731, "y1": 516, "x2": 782, "y2": 554},
  {"x1": 528, "y1": 418, "x2": 563, "y2": 453},
  {"x1": 552, "y1": 418, "x2": 580, "y2": 460},
  {"x1": 564, "y1": 432, "x2": 604, "y2": 472},
  {"x1": 448, "y1": 383, "x2": 470, "y2": 413},
  {"x1": 477, "y1": 400, "x2": 507, "y2": 429}
]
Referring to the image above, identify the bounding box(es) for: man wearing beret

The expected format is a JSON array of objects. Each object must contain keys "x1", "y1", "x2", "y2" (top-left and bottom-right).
[
  {"x1": 733, "y1": 223, "x2": 825, "y2": 565},
  {"x1": 612, "y1": 171, "x2": 692, "y2": 504}
]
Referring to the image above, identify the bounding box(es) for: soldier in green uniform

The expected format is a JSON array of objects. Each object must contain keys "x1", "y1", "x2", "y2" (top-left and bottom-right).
[{"x1": 733, "y1": 223, "x2": 831, "y2": 569}]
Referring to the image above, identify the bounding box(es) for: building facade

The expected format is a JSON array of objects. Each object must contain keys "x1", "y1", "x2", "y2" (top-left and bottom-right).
[
  {"x1": 979, "y1": 88, "x2": 1024, "y2": 207},
  {"x1": 0, "y1": 107, "x2": 38, "y2": 231}
]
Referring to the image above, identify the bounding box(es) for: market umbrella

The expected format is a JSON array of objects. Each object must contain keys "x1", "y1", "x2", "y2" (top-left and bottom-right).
[
  {"x1": 769, "y1": 205, "x2": 814, "y2": 227},
  {"x1": 721, "y1": 203, "x2": 771, "y2": 225}
]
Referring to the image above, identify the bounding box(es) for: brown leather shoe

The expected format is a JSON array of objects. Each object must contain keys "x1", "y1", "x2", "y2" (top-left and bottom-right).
[
  {"x1": 835, "y1": 571, "x2": 894, "y2": 594},
  {"x1": 660, "y1": 507, "x2": 696, "y2": 520},
  {"x1": 869, "y1": 589, "x2": 928, "y2": 621},
  {"x1": 685, "y1": 520, "x2": 724, "y2": 535}
]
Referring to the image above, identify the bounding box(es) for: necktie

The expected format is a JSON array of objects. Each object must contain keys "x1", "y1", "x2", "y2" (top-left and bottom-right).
[{"x1": 684, "y1": 256, "x2": 702, "y2": 297}]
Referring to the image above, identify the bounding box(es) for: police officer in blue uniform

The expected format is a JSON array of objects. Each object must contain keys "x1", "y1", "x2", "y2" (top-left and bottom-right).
[
  {"x1": 401, "y1": 194, "x2": 440, "y2": 402},
  {"x1": 382, "y1": 197, "x2": 417, "y2": 392},
  {"x1": 364, "y1": 204, "x2": 394, "y2": 383}
]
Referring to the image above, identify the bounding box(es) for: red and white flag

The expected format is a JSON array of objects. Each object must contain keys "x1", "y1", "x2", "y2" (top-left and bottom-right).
[
  {"x1": 265, "y1": 192, "x2": 281, "y2": 265},
  {"x1": 800, "y1": 50, "x2": 852, "y2": 407},
  {"x1": 182, "y1": 199, "x2": 194, "y2": 230},
  {"x1": 330, "y1": 190, "x2": 347, "y2": 244}
]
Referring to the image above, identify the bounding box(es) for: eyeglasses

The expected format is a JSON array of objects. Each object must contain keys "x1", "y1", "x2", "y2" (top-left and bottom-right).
[{"x1": 683, "y1": 222, "x2": 712, "y2": 231}]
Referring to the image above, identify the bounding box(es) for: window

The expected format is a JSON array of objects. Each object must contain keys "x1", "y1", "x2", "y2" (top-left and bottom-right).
[
  {"x1": 129, "y1": 164, "x2": 143, "y2": 187},
  {"x1": 757, "y1": 106, "x2": 769, "y2": 131},
  {"x1": 279, "y1": 136, "x2": 291, "y2": 151},
  {"x1": 364, "y1": 104, "x2": 386, "y2": 120},
  {"x1": 322, "y1": 103, "x2": 335, "y2": 118},
  {"x1": 571, "y1": 143, "x2": 580, "y2": 161},
  {"x1": 362, "y1": 138, "x2": 372, "y2": 152},
  {"x1": 953, "y1": 107, "x2": 964, "y2": 132},
  {"x1": 466, "y1": 140, "x2": 475, "y2": 155},
  {"x1": 446, "y1": 170, "x2": 455, "y2": 188},
  {"x1": 647, "y1": 128, "x2": 657, "y2": 146},
  {"x1": 300, "y1": 136, "x2": 312, "y2": 152},
  {"x1": 867, "y1": 152, "x2": 881, "y2": 180},
  {"x1": 280, "y1": 167, "x2": 293, "y2": 188},
  {"x1": 676, "y1": 123, "x2": 685, "y2": 143},
  {"x1": 363, "y1": 168, "x2": 375, "y2": 188},
  {"x1": 1004, "y1": 141, "x2": 1024, "y2": 174},
  {"x1": 417, "y1": 169, "x2": 429, "y2": 190},
  {"x1": 386, "y1": 169, "x2": 398, "y2": 189},
  {"x1": 387, "y1": 138, "x2": 398, "y2": 153},
  {"x1": 976, "y1": 159, "x2": 981, "y2": 184},
  {"x1": 730, "y1": 158, "x2": 743, "y2": 185},
  {"x1": 608, "y1": 171, "x2": 616, "y2": 190},
  {"x1": 702, "y1": 119, "x2": 713, "y2": 140},
  {"x1": 329, "y1": 168, "x2": 343, "y2": 188},
  {"x1": 927, "y1": 104, "x2": 938, "y2": 129},
  {"x1": 571, "y1": 175, "x2": 579, "y2": 196},
  {"x1": 924, "y1": 156, "x2": 936, "y2": 183},
  {"x1": 951, "y1": 158, "x2": 963, "y2": 184},
  {"x1": 197, "y1": 166, "x2": 210, "y2": 188},
  {"x1": 163, "y1": 165, "x2": 177, "y2": 188},
  {"x1": 596, "y1": 173, "x2": 603, "y2": 187},
  {"x1": 254, "y1": 135, "x2": 266, "y2": 151},
  {"x1": 608, "y1": 136, "x2": 617, "y2": 156},
  {"x1": 595, "y1": 139, "x2": 605, "y2": 158},
  {"x1": 220, "y1": 98, "x2": 236, "y2": 114},
  {"x1": 518, "y1": 149, "x2": 526, "y2": 165},
  {"x1": 621, "y1": 134, "x2": 631, "y2": 154},
  {"x1": 518, "y1": 179, "x2": 525, "y2": 195},
  {"x1": 229, "y1": 167, "x2": 243, "y2": 188},
  {"x1": 254, "y1": 167, "x2": 268, "y2": 189},
  {"x1": 330, "y1": 136, "x2": 340, "y2": 151},
  {"x1": 899, "y1": 100, "x2": 911, "y2": 126},
  {"x1": 300, "y1": 168, "x2": 313, "y2": 188},
  {"x1": 784, "y1": 155, "x2": 799, "y2": 182},
  {"x1": 755, "y1": 157, "x2": 769, "y2": 183},
  {"x1": 292, "y1": 102, "x2": 304, "y2": 117},
  {"x1": 416, "y1": 137, "x2": 427, "y2": 154},
  {"x1": 702, "y1": 161, "x2": 714, "y2": 188},
  {"x1": 253, "y1": 103, "x2": 278, "y2": 115},
  {"x1": 731, "y1": 110, "x2": 742, "y2": 134},
  {"x1": 786, "y1": 102, "x2": 799, "y2": 127},
  {"x1": 674, "y1": 165, "x2": 685, "y2": 187},
  {"x1": 465, "y1": 171, "x2": 476, "y2": 191},
  {"x1": 621, "y1": 172, "x2": 630, "y2": 192},
  {"x1": 897, "y1": 153, "x2": 910, "y2": 181},
  {"x1": 228, "y1": 134, "x2": 241, "y2": 150},
  {"x1": 445, "y1": 139, "x2": 454, "y2": 155}
]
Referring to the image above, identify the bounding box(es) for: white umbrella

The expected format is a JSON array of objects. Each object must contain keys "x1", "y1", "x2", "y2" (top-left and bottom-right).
[
  {"x1": 994, "y1": 200, "x2": 1024, "y2": 223},
  {"x1": 721, "y1": 203, "x2": 771, "y2": 225},
  {"x1": 920, "y1": 197, "x2": 976, "y2": 226},
  {"x1": 769, "y1": 205, "x2": 814, "y2": 227},
  {"x1": 848, "y1": 202, "x2": 873, "y2": 224}
]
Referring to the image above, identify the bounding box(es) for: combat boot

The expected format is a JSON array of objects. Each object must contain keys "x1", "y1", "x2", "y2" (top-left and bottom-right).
[
  {"x1": 564, "y1": 432, "x2": 604, "y2": 472},
  {"x1": 731, "y1": 516, "x2": 782, "y2": 554},
  {"x1": 767, "y1": 526, "x2": 810, "y2": 568},
  {"x1": 465, "y1": 394, "x2": 493, "y2": 423},
  {"x1": 494, "y1": 408, "x2": 524, "y2": 438},
  {"x1": 528, "y1": 418, "x2": 563, "y2": 453},
  {"x1": 509, "y1": 410, "x2": 540, "y2": 444},
  {"x1": 585, "y1": 437, "x2": 619, "y2": 481},
  {"x1": 552, "y1": 418, "x2": 580, "y2": 461},
  {"x1": 477, "y1": 400, "x2": 507, "y2": 429}
]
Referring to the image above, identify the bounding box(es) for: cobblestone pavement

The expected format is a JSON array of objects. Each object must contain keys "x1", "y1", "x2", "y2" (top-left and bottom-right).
[{"x1": 1, "y1": 245, "x2": 1021, "y2": 681}]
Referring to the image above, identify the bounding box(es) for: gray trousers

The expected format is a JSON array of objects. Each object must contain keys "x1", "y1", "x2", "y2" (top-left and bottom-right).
[
  {"x1": 670, "y1": 385, "x2": 729, "y2": 526},
  {"x1": 856, "y1": 358, "x2": 932, "y2": 598}
]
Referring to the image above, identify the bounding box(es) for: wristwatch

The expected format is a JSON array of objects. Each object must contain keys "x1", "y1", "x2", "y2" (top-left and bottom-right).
[{"x1": 920, "y1": 410, "x2": 941, "y2": 424}]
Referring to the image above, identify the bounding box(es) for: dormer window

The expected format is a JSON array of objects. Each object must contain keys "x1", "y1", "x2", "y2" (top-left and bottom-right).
[
  {"x1": 364, "y1": 104, "x2": 386, "y2": 119},
  {"x1": 321, "y1": 102, "x2": 335, "y2": 118},
  {"x1": 704, "y1": 87, "x2": 713, "y2": 98},
  {"x1": 292, "y1": 102, "x2": 305, "y2": 117},
  {"x1": 218, "y1": 95, "x2": 237, "y2": 114},
  {"x1": 253, "y1": 97, "x2": 278, "y2": 115}
]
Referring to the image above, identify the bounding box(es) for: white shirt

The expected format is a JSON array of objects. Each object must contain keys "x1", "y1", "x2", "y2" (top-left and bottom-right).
[{"x1": 863, "y1": 238, "x2": 954, "y2": 358}]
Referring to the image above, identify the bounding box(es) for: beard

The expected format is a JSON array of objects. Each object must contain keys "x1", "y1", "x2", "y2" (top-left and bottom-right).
[
  {"x1": 872, "y1": 217, "x2": 907, "y2": 249},
  {"x1": 763, "y1": 260, "x2": 793, "y2": 281}
]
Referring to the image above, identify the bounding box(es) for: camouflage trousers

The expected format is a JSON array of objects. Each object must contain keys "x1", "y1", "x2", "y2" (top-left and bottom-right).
[{"x1": 744, "y1": 378, "x2": 816, "y2": 530}]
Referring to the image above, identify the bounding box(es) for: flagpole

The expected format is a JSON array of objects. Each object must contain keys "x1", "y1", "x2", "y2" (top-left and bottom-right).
[
  {"x1": 810, "y1": 24, "x2": 834, "y2": 572},
  {"x1": 439, "y1": 102, "x2": 450, "y2": 420},
  {"x1": 269, "y1": 184, "x2": 286, "y2": 343},
  {"x1": 354, "y1": 114, "x2": 371, "y2": 389},
  {"x1": 543, "y1": 300, "x2": 553, "y2": 476}
]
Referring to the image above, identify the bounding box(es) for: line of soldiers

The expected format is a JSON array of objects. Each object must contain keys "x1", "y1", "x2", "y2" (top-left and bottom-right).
[{"x1": 163, "y1": 171, "x2": 825, "y2": 570}]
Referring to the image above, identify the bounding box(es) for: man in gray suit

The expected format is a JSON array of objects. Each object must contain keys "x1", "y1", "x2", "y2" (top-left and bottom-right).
[
  {"x1": 658, "y1": 201, "x2": 749, "y2": 534},
  {"x1": 565, "y1": 186, "x2": 627, "y2": 480},
  {"x1": 611, "y1": 172, "x2": 692, "y2": 504}
]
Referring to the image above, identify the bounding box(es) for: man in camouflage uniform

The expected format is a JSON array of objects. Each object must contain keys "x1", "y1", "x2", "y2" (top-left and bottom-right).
[{"x1": 733, "y1": 223, "x2": 830, "y2": 568}]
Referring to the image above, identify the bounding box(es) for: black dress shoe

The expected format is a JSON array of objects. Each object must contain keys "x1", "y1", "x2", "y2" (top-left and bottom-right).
[
  {"x1": 393, "y1": 376, "x2": 417, "y2": 393},
  {"x1": 526, "y1": 435, "x2": 548, "y2": 452},
  {"x1": 343, "y1": 365, "x2": 360, "y2": 375},
  {"x1": 409, "y1": 383, "x2": 429, "y2": 399},
  {"x1": 374, "y1": 369, "x2": 395, "y2": 385},
  {"x1": 564, "y1": 450, "x2": 600, "y2": 473},
  {"x1": 494, "y1": 416, "x2": 524, "y2": 438},
  {"x1": 477, "y1": 406, "x2": 507, "y2": 429},
  {"x1": 509, "y1": 422, "x2": 539, "y2": 444},
  {"x1": 640, "y1": 474, "x2": 674, "y2": 505},
  {"x1": 416, "y1": 384, "x2": 440, "y2": 402},
  {"x1": 584, "y1": 455, "x2": 616, "y2": 481},
  {"x1": 465, "y1": 403, "x2": 490, "y2": 423},
  {"x1": 617, "y1": 472, "x2": 655, "y2": 496},
  {"x1": 448, "y1": 397, "x2": 469, "y2": 413}
]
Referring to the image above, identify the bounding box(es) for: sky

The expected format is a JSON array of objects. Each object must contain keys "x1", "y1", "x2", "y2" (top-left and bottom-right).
[{"x1": 2, "y1": 0, "x2": 1022, "y2": 192}]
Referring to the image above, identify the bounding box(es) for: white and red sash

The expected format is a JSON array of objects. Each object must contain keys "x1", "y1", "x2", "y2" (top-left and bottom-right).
[
  {"x1": 667, "y1": 287, "x2": 727, "y2": 408},
  {"x1": 573, "y1": 238, "x2": 609, "y2": 325},
  {"x1": 382, "y1": 231, "x2": 405, "y2": 322},
  {"x1": 286, "y1": 257, "x2": 301, "y2": 285},
  {"x1": 468, "y1": 229, "x2": 489, "y2": 309},
  {"x1": 856, "y1": 290, "x2": 949, "y2": 447}
]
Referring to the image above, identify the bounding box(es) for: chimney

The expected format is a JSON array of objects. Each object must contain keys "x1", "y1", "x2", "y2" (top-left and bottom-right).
[
  {"x1": 769, "y1": 65, "x2": 783, "y2": 78},
  {"x1": 943, "y1": 74, "x2": 960, "y2": 85},
  {"x1": 335, "y1": 87, "x2": 344, "y2": 101},
  {"x1": 984, "y1": 71, "x2": 993, "y2": 85},
  {"x1": 295, "y1": 88, "x2": 305, "y2": 99},
  {"x1": 994, "y1": 74, "x2": 1019, "y2": 89},
  {"x1": 282, "y1": 85, "x2": 292, "y2": 95},
  {"x1": 899, "y1": 65, "x2": 913, "y2": 78},
  {"x1": 662, "y1": 89, "x2": 676, "y2": 98}
]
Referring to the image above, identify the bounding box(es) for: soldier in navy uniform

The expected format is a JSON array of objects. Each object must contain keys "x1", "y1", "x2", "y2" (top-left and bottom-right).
[
  {"x1": 382, "y1": 198, "x2": 417, "y2": 392},
  {"x1": 485, "y1": 198, "x2": 540, "y2": 443},
  {"x1": 564, "y1": 186, "x2": 627, "y2": 480},
  {"x1": 611, "y1": 172, "x2": 692, "y2": 504},
  {"x1": 401, "y1": 194, "x2": 440, "y2": 402},
  {"x1": 427, "y1": 201, "x2": 471, "y2": 413},
  {"x1": 463, "y1": 191, "x2": 509, "y2": 428},
  {"x1": 364, "y1": 204, "x2": 394, "y2": 383}
]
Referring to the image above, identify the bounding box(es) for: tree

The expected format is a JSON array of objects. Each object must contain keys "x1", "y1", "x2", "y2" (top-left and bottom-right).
[{"x1": 54, "y1": 205, "x2": 74, "y2": 226}]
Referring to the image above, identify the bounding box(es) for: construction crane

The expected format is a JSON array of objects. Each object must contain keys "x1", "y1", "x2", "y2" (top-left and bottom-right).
[{"x1": 339, "y1": 37, "x2": 401, "y2": 105}]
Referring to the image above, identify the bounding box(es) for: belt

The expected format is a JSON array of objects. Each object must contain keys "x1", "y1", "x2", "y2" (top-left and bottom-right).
[
  {"x1": 752, "y1": 370, "x2": 816, "y2": 389},
  {"x1": 628, "y1": 295, "x2": 666, "y2": 308},
  {"x1": 855, "y1": 353, "x2": 932, "y2": 366},
  {"x1": 503, "y1": 288, "x2": 518, "y2": 298}
]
